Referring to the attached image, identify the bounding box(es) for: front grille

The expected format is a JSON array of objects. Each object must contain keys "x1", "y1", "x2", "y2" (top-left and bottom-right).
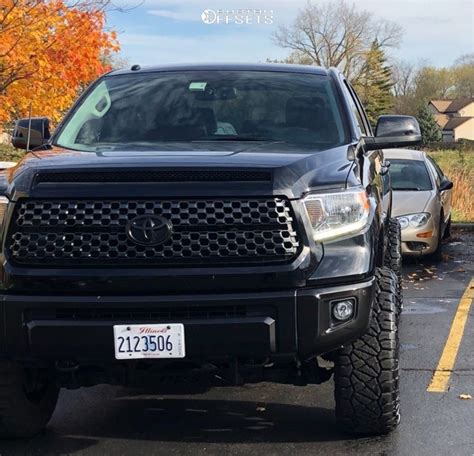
[
  {"x1": 8, "y1": 198, "x2": 301, "y2": 267},
  {"x1": 25, "y1": 305, "x2": 275, "y2": 321}
]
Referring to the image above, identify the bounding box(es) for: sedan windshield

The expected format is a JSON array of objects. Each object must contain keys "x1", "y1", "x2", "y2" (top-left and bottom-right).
[
  {"x1": 390, "y1": 159, "x2": 433, "y2": 191},
  {"x1": 55, "y1": 70, "x2": 348, "y2": 152}
]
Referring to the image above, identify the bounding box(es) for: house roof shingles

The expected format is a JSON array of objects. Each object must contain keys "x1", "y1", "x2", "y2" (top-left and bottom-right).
[
  {"x1": 431, "y1": 100, "x2": 452, "y2": 113},
  {"x1": 430, "y1": 98, "x2": 474, "y2": 113},
  {"x1": 434, "y1": 113, "x2": 450, "y2": 128},
  {"x1": 443, "y1": 117, "x2": 474, "y2": 130}
]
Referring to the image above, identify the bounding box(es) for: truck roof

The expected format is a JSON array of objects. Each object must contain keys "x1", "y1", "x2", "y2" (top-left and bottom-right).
[{"x1": 107, "y1": 62, "x2": 330, "y2": 77}]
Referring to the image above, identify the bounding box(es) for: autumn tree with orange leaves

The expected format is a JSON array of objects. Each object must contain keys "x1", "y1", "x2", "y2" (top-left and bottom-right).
[{"x1": 0, "y1": 0, "x2": 119, "y2": 129}]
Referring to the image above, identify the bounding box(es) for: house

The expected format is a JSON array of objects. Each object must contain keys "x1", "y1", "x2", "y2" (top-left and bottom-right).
[{"x1": 429, "y1": 98, "x2": 474, "y2": 142}]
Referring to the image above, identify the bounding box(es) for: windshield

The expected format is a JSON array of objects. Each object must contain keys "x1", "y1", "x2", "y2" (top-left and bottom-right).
[
  {"x1": 55, "y1": 70, "x2": 348, "y2": 152},
  {"x1": 390, "y1": 159, "x2": 433, "y2": 191}
]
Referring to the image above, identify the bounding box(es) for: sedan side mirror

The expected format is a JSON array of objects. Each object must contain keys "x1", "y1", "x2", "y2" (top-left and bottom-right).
[
  {"x1": 364, "y1": 115, "x2": 422, "y2": 150},
  {"x1": 439, "y1": 178, "x2": 453, "y2": 191},
  {"x1": 12, "y1": 117, "x2": 51, "y2": 150}
]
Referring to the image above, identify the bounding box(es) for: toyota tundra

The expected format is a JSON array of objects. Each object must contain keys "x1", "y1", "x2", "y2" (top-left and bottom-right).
[{"x1": 0, "y1": 63, "x2": 422, "y2": 438}]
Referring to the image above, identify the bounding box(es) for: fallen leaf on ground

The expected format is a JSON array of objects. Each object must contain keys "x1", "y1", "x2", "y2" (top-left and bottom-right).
[{"x1": 459, "y1": 394, "x2": 472, "y2": 400}]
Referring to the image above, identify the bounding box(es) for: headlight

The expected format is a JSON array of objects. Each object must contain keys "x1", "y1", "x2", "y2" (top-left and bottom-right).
[
  {"x1": 303, "y1": 189, "x2": 371, "y2": 242},
  {"x1": 397, "y1": 213, "x2": 431, "y2": 230}
]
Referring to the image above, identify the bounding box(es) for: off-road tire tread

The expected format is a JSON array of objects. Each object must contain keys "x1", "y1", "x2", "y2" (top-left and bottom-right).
[
  {"x1": 384, "y1": 218, "x2": 403, "y2": 316},
  {"x1": 334, "y1": 267, "x2": 400, "y2": 435},
  {"x1": 0, "y1": 361, "x2": 59, "y2": 439}
]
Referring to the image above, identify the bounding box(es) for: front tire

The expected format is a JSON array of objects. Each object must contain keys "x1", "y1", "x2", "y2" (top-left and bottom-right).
[
  {"x1": 334, "y1": 267, "x2": 400, "y2": 435},
  {"x1": 0, "y1": 361, "x2": 59, "y2": 439},
  {"x1": 430, "y1": 215, "x2": 444, "y2": 262},
  {"x1": 384, "y1": 218, "x2": 403, "y2": 316},
  {"x1": 443, "y1": 215, "x2": 451, "y2": 239}
]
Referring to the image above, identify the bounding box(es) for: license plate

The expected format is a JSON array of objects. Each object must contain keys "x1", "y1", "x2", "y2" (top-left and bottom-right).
[{"x1": 113, "y1": 324, "x2": 185, "y2": 360}]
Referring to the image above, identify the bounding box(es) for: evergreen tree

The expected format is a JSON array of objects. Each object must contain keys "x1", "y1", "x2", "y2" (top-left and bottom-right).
[
  {"x1": 354, "y1": 40, "x2": 394, "y2": 127},
  {"x1": 416, "y1": 104, "x2": 442, "y2": 145}
]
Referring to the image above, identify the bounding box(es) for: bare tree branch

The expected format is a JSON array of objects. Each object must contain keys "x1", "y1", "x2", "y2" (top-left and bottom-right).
[{"x1": 271, "y1": 0, "x2": 403, "y2": 81}]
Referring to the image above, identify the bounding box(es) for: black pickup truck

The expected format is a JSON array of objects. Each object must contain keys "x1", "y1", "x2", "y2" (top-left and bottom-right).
[{"x1": 0, "y1": 63, "x2": 422, "y2": 438}]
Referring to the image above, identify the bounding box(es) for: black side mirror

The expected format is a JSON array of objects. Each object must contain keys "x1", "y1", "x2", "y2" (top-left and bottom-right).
[
  {"x1": 12, "y1": 117, "x2": 51, "y2": 150},
  {"x1": 364, "y1": 115, "x2": 422, "y2": 150},
  {"x1": 439, "y1": 178, "x2": 453, "y2": 191}
]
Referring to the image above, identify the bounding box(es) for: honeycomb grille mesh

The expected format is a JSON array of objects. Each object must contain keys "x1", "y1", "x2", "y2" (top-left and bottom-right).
[{"x1": 8, "y1": 198, "x2": 300, "y2": 266}]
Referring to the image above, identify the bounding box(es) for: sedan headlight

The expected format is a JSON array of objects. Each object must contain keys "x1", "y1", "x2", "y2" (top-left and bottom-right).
[
  {"x1": 303, "y1": 189, "x2": 371, "y2": 242},
  {"x1": 397, "y1": 213, "x2": 431, "y2": 229}
]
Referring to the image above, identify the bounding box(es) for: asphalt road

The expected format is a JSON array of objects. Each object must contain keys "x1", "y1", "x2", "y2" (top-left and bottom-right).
[{"x1": 2, "y1": 229, "x2": 474, "y2": 456}]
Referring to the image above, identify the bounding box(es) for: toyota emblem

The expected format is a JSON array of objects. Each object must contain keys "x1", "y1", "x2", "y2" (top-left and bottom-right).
[{"x1": 126, "y1": 215, "x2": 173, "y2": 246}]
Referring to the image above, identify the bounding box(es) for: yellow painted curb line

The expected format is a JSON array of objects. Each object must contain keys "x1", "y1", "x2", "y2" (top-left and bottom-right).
[{"x1": 427, "y1": 277, "x2": 474, "y2": 393}]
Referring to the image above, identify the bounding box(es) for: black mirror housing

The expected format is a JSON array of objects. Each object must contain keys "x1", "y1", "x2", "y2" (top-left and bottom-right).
[
  {"x1": 375, "y1": 115, "x2": 421, "y2": 138},
  {"x1": 439, "y1": 179, "x2": 453, "y2": 191},
  {"x1": 12, "y1": 117, "x2": 51, "y2": 150},
  {"x1": 365, "y1": 115, "x2": 422, "y2": 150}
]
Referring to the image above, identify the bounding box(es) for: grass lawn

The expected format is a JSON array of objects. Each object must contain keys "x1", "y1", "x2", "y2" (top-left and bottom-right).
[
  {"x1": 427, "y1": 149, "x2": 474, "y2": 223},
  {"x1": 0, "y1": 144, "x2": 26, "y2": 162},
  {"x1": 0, "y1": 144, "x2": 472, "y2": 222}
]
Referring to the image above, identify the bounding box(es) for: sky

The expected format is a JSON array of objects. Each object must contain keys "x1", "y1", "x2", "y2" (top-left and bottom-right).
[{"x1": 107, "y1": 0, "x2": 474, "y2": 68}]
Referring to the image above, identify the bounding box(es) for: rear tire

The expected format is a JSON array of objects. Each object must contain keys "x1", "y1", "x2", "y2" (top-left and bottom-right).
[
  {"x1": 384, "y1": 218, "x2": 403, "y2": 317},
  {"x1": 334, "y1": 267, "x2": 400, "y2": 435},
  {"x1": 0, "y1": 361, "x2": 59, "y2": 439}
]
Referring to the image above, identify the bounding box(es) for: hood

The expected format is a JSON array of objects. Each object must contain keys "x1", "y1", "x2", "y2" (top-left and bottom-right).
[
  {"x1": 0, "y1": 143, "x2": 356, "y2": 200},
  {"x1": 391, "y1": 190, "x2": 434, "y2": 217}
]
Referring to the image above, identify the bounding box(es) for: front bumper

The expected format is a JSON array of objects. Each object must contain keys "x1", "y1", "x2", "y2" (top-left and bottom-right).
[
  {"x1": 401, "y1": 218, "x2": 438, "y2": 256},
  {"x1": 0, "y1": 279, "x2": 374, "y2": 363}
]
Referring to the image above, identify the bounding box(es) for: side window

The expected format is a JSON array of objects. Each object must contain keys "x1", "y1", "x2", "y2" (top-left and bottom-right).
[
  {"x1": 342, "y1": 82, "x2": 367, "y2": 136},
  {"x1": 426, "y1": 157, "x2": 443, "y2": 187},
  {"x1": 427, "y1": 157, "x2": 444, "y2": 178},
  {"x1": 348, "y1": 83, "x2": 373, "y2": 135}
]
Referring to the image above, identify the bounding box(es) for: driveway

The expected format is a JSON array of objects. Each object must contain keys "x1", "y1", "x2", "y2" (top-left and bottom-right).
[{"x1": 3, "y1": 229, "x2": 473, "y2": 455}]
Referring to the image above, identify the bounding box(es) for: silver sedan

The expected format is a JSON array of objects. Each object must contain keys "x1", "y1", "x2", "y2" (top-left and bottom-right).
[{"x1": 385, "y1": 149, "x2": 453, "y2": 260}]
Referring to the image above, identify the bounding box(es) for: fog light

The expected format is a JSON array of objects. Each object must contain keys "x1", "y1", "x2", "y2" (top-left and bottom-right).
[{"x1": 332, "y1": 300, "x2": 354, "y2": 321}]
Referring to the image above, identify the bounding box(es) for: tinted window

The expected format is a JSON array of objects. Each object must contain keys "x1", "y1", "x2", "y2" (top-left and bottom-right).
[
  {"x1": 390, "y1": 159, "x2": 433, "y2": 191},
  {"x1": 426, "y1": 156, "x2": 444, "y2": 186},
  {"x1": 56, "y1": 71, "x2": 348, "y2": 152},
  {"x1": 342, "y1": 82, "x2": 367, "y2": 135},
  {"x1": 347, "y1": 82, "x2": 372, "y2": 134}
]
